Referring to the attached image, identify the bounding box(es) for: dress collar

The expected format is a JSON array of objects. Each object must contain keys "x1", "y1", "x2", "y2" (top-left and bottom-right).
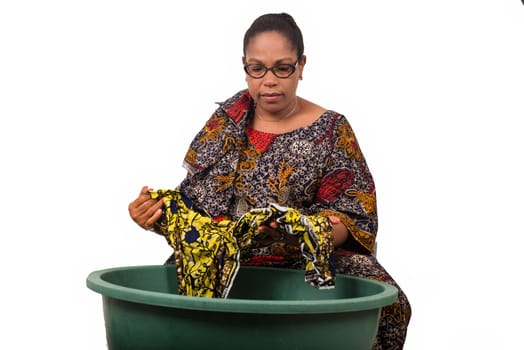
[{"x1": 219, "y1": 89, "x2": 253, "y2": 126}]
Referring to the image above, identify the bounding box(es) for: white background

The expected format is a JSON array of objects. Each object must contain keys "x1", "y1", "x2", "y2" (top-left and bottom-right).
[{"x1": 1, "y1": 0, "x2": 523, "y2": 349}]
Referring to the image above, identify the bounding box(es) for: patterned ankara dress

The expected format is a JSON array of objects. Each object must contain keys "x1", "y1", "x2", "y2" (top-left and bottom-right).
[{"x1": 163, "y1": 90, "x2": 411, "y2": 349}]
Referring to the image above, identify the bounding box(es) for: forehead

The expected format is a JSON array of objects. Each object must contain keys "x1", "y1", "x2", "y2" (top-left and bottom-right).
[{"x1": 244, "y1": 31, "x2": 296, "y2": 61}]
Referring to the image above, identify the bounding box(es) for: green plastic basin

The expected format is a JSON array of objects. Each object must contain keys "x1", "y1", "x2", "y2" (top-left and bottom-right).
[{"x1": 86, "y1": 265, "x2": 397, "y2": 350}]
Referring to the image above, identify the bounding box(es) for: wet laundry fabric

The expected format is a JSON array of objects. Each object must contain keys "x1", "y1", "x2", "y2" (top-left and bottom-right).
[{"x1": 150, "y1": 189, "x2": 335, "y2": 298}]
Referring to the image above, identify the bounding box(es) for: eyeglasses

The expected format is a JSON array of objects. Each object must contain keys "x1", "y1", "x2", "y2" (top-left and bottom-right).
[{"x1": 243, "y1": 61, "x2": 299, "y2": 79}]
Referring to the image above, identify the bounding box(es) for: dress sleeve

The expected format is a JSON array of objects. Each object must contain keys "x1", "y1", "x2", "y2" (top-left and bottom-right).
[{"x1": 302, "y1": 116, "x2": 378, "y2": 253}]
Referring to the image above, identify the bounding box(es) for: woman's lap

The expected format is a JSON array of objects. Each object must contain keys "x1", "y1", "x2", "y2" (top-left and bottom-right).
[{"x1": 334, "y1": 252, "x2": 411, "y2": 350}]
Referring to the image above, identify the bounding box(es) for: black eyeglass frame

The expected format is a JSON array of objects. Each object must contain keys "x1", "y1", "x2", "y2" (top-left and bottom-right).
[{"x1": 243, "y1": 60, "x2": 299, "y2": 79}]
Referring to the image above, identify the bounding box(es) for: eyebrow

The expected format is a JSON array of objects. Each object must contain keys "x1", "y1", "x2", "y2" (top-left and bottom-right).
[{"x1": 245, "y1": 57, "x2": 296, "y2": 65}]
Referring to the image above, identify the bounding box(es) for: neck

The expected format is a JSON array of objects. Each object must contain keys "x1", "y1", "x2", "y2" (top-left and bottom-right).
[{"x1": 256, "y1": 98, "x2": 299, "y2": 122}]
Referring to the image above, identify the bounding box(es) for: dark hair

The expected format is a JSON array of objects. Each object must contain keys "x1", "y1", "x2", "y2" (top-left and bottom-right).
[{"x1": 243, "y1": 13, "x2": 304, "y2": 59}]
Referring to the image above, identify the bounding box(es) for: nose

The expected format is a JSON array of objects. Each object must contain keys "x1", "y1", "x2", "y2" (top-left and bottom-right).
[{"x1": 262, "y1": 72, "x2": 278, "y2": 87}]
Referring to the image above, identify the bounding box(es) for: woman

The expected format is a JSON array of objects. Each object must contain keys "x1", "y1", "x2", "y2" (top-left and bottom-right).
[{"x1": 129, "y1": 13, "x2": 411, "y2": 349}]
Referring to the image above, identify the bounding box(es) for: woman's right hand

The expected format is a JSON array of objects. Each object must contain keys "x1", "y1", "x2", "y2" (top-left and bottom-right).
[{"x1": 128, "y1": 186, "x2": 164, "y2": 230}]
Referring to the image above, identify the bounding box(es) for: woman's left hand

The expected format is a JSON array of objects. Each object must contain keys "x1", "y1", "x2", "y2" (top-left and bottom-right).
[
  {"x1": 257, "y1": 221, "x2": 299, "y2": 245},
  {"x1": 257, "y1": 216, "x2": 348, "y2": 247},
  {"x1": 328, "y1": 216, "x2": 349, "y2": 247}
]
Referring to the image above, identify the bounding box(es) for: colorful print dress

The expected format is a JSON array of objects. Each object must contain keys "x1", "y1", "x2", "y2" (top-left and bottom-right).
[{"x1": 164, "y1": 90, "x2": 411, "y2": 349}]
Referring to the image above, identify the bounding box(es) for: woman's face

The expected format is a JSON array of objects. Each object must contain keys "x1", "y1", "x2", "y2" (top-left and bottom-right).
[{"x1": 243, "y1": 31, "x2": 305, "y2": 115}]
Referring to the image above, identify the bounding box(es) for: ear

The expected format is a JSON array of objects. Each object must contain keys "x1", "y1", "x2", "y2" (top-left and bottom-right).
[
  {"x1": 300, "y1": 55, "x2": 307, "y2": 66},
  {"x1": 298, "y1": 55, "x2": 306, "y2": 79},
  {"x1": 242, "y1": 57, "x2": 248, "y2": 81}
]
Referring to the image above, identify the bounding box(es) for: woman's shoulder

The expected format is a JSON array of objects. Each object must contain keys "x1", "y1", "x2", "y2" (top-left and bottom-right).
[
  {"x1": 299, "y1": 99, "x2": 349, "y2": 130},
  {"x1": 215, "y1": 90, "x2": 253, "y2": 123},
  {"x1": 300, "y1": 98, "x2": 349, "y2": 122}
]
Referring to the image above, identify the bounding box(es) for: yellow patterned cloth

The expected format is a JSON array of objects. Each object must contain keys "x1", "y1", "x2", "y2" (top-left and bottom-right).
[{"x1": 151, "y1": 189, "x2": 335, "y2": 298}]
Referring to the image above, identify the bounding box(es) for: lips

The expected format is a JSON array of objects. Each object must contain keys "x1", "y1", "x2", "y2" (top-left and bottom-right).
[{"x1": 260, "y1": 92, "x2": 282, "y2": 103}]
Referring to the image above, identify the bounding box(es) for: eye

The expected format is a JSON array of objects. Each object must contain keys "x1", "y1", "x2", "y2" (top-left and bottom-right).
[
  {"x1": 276, "y1": 64, "x2": 293, "y2": 73},
  {"x1": 248, "y1": 64, "x2": 265, "y2": 73}
]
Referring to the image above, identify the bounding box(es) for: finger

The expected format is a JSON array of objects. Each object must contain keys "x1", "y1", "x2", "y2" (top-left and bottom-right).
[
  {"x1": 258, "y1": 225, "x2": 282, "y2": 241},
  {"x1": 136, "y1": 195, "x2": 162, "y2": 211},
  {"x1": 130, "y1": 187, "x2": 160, "y2": 214},
  {"x1": 140, "y1": 185, "x2": 151, "y2": 196},
  {"x1": 129, "y1": 186, "x2": 152, "y2": 211},
  {"x1": 128, "y1": 197, "x2": 151, "y2": 217},
  {"x1": 149, "y1": 197, "x2": 165, "y2": 214},
  {"x1": 260, "y1": 225, "x2": 300, "y2": 246},
  {"x1": 255, "y1": 225, "x2": 280, "y2": 245},
  {"x1": 137, "y1": 199, "x2": 164, "y2": 227},
  {"x1": 144, "y1": 207, "x2": 163, "y2": 228},
  {"x1": 328, "y1": 216, "x2": 341, "y2": 224},
  {"x1": 129, "y1": 193, "x2": 163, "y2": 227}
]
